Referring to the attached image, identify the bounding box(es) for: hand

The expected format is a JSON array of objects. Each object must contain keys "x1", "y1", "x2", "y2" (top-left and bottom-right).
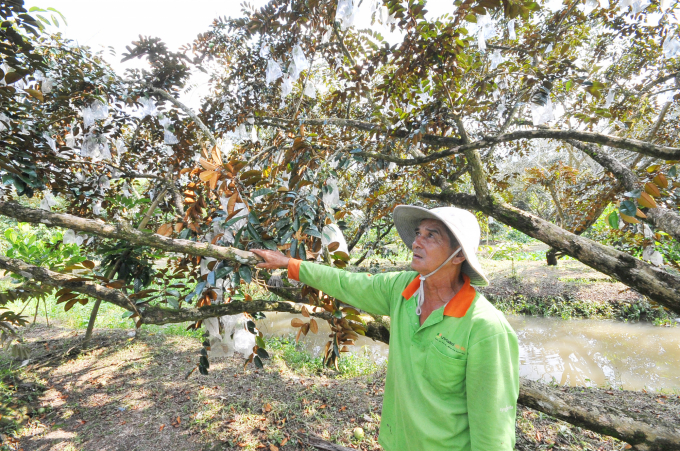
[{"x1": 251, "y1": 248, "x2": 291, "y2": 270}]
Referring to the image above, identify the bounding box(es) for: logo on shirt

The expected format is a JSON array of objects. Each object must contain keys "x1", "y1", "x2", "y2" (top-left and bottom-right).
[
  {"x1": 500, "y1": 405, "x2": 514, "y2": 413},
  {"x1": 435, "y1": 333, "x2": 466, "y2": 354}
]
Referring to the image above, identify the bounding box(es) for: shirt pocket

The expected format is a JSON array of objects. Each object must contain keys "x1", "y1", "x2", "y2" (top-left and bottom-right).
[{"x1": 423, "y1": 344, "x2": 467, "y2": 394}]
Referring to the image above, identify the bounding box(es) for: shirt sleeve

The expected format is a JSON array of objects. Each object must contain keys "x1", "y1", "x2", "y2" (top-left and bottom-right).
[
  {"x1": 466, "y1": 331, "x2": 520, "y2": 451},
  {"x1": 288, "y1": 260, "x2": 401, "y2": 316}
]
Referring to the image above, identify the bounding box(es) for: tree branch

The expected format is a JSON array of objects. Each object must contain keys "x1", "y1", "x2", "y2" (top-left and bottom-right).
[
  {"x1": 421, "y1": 192, "x2": 680, "y2": 314},
  {"x1": 148, "y1": 86, "x2": 218, "y2": 147},
  {"x1": 567, "y1": 139, "x2": 680, "y2": 242},
  {"x1": 0, "y1": 256, "x2": 134, "y2": 312},
  {"x1": 0, "y1": 202, "x2": 262, "y2": 266}
]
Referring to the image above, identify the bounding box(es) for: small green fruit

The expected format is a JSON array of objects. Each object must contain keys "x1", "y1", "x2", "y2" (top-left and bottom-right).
[
  {"x1": 353, "y1": 427, "x2": 364, "y2": 440},
  {"x1": 38, "y1": 407, "x2": 46, "y2": 414}
]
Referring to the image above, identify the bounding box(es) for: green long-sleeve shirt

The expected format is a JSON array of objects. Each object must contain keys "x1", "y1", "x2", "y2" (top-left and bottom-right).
[{"x1": 291, "y1": 261, "x2": 519, "y2": 451}]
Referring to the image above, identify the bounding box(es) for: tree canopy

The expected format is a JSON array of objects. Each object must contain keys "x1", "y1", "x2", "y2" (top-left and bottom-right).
[{"x1": 1, "y1": 0, "x2": 680, "y2": 447}]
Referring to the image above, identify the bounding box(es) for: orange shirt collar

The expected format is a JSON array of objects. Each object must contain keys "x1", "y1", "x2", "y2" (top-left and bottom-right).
[{"x1": 401, "y1": 274, "x2": 476, "y2": 318}]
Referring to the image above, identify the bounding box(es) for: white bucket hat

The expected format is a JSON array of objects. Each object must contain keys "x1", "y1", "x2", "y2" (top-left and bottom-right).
[{"x1": 393, "y1": 205, "x2": 489, "y2": 287}]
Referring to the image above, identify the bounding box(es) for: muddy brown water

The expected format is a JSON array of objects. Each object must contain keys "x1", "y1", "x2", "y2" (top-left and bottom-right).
[{"x1": 257, "y1": 313, "x2": 680, "y2": 391}]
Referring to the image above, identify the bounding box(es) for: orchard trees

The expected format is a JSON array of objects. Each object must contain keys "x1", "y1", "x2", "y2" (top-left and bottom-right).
[{"x1": 1, "y1": 0, "x2": 680, "y2": 447}]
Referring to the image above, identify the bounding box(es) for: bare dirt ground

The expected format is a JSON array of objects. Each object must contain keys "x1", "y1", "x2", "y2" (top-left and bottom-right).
[{"x1": 1, "y1": 323, "x2": 633, "y2": 451}]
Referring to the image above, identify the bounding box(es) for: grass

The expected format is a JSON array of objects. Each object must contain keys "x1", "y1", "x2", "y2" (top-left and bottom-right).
[{"x1": 266, "y1": 336, "x2": 384, "y2": 379}]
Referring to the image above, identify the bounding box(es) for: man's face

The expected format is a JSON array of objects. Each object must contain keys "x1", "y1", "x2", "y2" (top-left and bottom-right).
[{"x1": 411, "y1": 218, "x2": 456, "y2": 274}]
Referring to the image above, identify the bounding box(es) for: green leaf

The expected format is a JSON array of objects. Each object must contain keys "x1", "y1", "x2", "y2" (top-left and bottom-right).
[
  {"x1": 620, "y1": 200, "x2": 637, "y2": 217},
  {"x1": 239, "y1": 265, "x2": 252, "y2": 284},
  {"x1": 256, "y1": 348, "x2": 270, "y2": 360},
  {"x1": 256, "y1": 335, "x2": 266, "y2": 349},
  {"x1": 607, "y1": 211, "x2": 619, "y2": 229},
  {"x1": 198, "y1": 365, "x2": 209, "y2": 376},
  {"x1": 253, "y1": 355, "x2": 264, "y2": 369},
  {"x1": 200, "y1": 355, "x2": 210, "y2": 369}
]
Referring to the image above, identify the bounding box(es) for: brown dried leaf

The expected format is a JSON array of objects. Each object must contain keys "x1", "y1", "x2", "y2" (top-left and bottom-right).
[
  {"x1": 199, "y1": 158, "x2": 217, "y2": 171},
  {"x1": 301, "y1": 306, "x2": 310, "y2": 317},
  {"x1": 327, "y1": 242, "x2": 340, "y2": 252},
  {"x1": 199, "y1": 170, "x2": 216, "y2": 182},
  {"x1": 291, "y1": 318, "x2": 304, "y2": 328},
  {"x1": 157, "y1": 223, "x2": 173, "y2": 237},
  {"x1": 309, "y1": 319, "x2": 318, "y2": 334}
]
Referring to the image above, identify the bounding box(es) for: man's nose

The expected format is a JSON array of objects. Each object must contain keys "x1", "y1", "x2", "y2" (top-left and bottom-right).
[{"x1": 413, "y1": 235, "x2": 423, "y2": 249}]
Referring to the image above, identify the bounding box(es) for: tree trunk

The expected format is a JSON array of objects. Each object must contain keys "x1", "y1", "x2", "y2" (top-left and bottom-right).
[{"x1": 422, "y1": 192, "x2": 680, "y2": 315}]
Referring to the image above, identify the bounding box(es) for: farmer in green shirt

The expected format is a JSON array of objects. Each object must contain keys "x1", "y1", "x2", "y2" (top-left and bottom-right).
[{"x1": 253, "y1": 205, "x2": 519, "y2": 451}]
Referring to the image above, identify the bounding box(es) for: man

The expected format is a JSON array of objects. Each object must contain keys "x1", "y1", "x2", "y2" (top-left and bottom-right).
[{"x1": 253, "y1": 205, "x2": 519, "y2": 451}]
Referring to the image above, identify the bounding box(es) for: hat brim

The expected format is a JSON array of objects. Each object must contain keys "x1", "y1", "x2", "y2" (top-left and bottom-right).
[{"x1": 393, "y1": 205, "x2": 489, "y2": 287}]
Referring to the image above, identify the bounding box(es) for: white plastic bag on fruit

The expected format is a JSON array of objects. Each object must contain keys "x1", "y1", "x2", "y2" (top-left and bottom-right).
[
  {"x1": 164, "y1": 130, "x2": 179, "y2": 145},
  {"x1": 321, "y1": 223, "x2": 349, "y2": 255},
  {"x1": 138, "y1": 97, "x2": 157, "y2": 117},
  {"x1": 336, "y1": 0, "x2": 356, "y2": 30},
  {"x1": 260, "y1": 44, "x2": 270, "y2": 58},
  {"x1": 39, "y1": 191, "x2": 58, "y2": 211},
  {"x1": 322, "y1": 178, "x2": 340, "y2": 208},
  {"x1": 266, "y1": 59, "x2": 283, "y2": 85},
  {"x1": 233, "y1": 326, "x2": 256, "y2": 355},
  {"x1": 292, "y1": 45, "x2": 309, "y2": 73},
  {"x1": 489, "y1": 49, "x2": 504, "y2": 69},
  {"x1": 604, "y1": 88, "x2": 616, "y2": 108},
  {"x1": 92, "y1": 200, "x2": 102, "y2": 215},
  {"x1": 531, "y1": 97, "x2": 554, "y2": 125},
  {"x1": 81, "y1": 106, "x2": 95, "y2": 128},
  {"x1": 304, "y1": 82, "x2": 316, "y2": 98},
  {"x1": 663, "y1": 34, "x2": 680, "y2": 60},
  {"x1": 281, "y1": 75, "x2": 294, "y2": 97},
  {"x1": 90, "y1": 100, "x2": 108, "y2": 121},
  {"x1": 508, "y1": 20, "x2": 516, "y2": 40}
]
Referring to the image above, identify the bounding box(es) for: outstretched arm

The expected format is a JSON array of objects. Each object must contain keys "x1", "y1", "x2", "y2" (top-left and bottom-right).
[{"x1": 253, "y1": 249, "x2": 400, "y2": 316}]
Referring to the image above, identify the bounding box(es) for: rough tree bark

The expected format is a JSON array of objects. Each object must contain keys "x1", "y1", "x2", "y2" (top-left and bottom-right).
[
  {"x1": 0, "y1": 201, "x2": 261, "y2": 266},
  {"x1": 422, "y1": 192, "x2": 680, "y2": 315},
  {"x1": 567, "y1": 139, "x2": 680, "y2": 242},
  {"x1": 260, "y1": 116, "x2": 680, "y2": 162}
]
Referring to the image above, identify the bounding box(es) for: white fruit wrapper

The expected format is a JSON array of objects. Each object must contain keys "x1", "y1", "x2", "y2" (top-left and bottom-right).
[
  {"x1": 266, "y1": 59, "x2": 283, "y2": 85},
  {"x1": 508, "y1": 20, "x2": 516, "y2": 40},
  {"x1": 531, "y1": 97, "x2": 554, "y2": 125},
  {"x1": 138, "y1": 97, "x2": 157, "y2": 117},
  {"x1": 304, "y1": 82, "x2": 317, "y2": 98},
  {"x1": 259, "y1": 44, "x2": 270, "y2": 58},
  {"x1": 663, "y1": 34, "x2": 680, "y2": 59},
  {"x1": 292, "y1": 45, "x2": 309, "y2": 72},
  {"x1": 490, "y1": 49, "x2": 504, "y2": 69},
  {"x1": 281, "y1": 75, "x2": 293, "y2": 97},
  {"x1": 604, "y1": 88, "x2": 616, "y2": 108},
  {"x1": 336, "y1": 0, "x2": 356, "y2": 30}
]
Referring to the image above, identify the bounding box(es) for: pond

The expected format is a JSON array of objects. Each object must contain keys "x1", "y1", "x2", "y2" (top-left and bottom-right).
[{"x1": 257, "y1": 313, "x2": 680, "y2": 391}]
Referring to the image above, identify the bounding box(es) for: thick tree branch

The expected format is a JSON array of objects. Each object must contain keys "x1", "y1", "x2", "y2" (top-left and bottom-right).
[
  {"x1": 567, "y1": 140, "x2": 680, "y2": 242},
  {"x1": 260, "y1": 118, "x2": 680, "y2": 163},
  {"x1": 422, "y1": 192, "x2": 680, "y2": 315},
  {"x1": 0, "y1": 256, "x2": 134, "y2": 312},
  {"x1": 0, "y1": 202, "x2": 262, "y2": 266},
  {"x1": 519, "y1": 379, "x2": 680, "y2": 451},
  {"x1": 257, "y1": 116, "x2": 463, "y2": 148}
]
